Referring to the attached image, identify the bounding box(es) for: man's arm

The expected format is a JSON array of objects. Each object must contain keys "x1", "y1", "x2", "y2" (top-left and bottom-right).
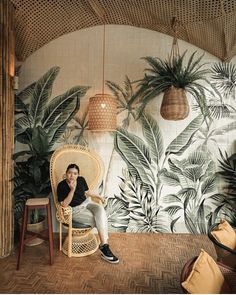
[
  {"x1": 60, "y1": 180, "x2": 76, "y2": 207},
  {"x1": 85, "y1": 190, "x2": 105, "y2": 203}
]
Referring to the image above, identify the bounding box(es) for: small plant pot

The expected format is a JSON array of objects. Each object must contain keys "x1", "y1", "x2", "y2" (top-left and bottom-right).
[
  {"x1": 160, "y1": 86, "x2": 189, "y2": 120},
  {"x1": 19, "y1": 217, "x2": 46, "y2": 246}
]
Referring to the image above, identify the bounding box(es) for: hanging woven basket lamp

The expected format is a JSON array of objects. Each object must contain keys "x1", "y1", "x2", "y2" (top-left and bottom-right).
[
  {"x1": 88, "y1": 93, "x2": 117, "y2": 131},
  {"x1": 88, "y1": 8, "x2": 117, "y2": 132}
]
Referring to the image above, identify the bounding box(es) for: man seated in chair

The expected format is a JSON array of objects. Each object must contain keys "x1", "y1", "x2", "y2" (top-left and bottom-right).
[{"x1": 57, "y1": 163, "x2": 119, "y2": 264}]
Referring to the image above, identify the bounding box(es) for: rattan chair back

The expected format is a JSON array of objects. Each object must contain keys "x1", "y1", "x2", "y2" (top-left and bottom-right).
[{"x1": 50, "y1": 144, "x2": 104, "y2": 206}]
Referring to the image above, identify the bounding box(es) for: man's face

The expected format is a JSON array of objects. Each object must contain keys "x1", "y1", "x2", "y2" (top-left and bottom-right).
[{"x1": 66, "y1": 168, "x2": 79, "y2": 183}]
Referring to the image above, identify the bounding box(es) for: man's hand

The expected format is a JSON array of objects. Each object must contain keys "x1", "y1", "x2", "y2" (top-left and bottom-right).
[
  {"x1": 99, "y1": 196, "x2": 105, "y2": 204},
  {"x1": 68, "y1": 180, "x2": 77, "y2": 191}
]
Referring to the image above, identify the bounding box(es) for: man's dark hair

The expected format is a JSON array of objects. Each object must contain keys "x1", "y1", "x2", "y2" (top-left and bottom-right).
[{"x1": 66, "y1": 163, "x2": 80, "y2": 173}]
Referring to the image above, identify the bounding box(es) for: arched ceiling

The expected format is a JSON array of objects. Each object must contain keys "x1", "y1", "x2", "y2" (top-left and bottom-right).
[{"x1": 11, "y1": 0, "x2": 236, "y2": 62}]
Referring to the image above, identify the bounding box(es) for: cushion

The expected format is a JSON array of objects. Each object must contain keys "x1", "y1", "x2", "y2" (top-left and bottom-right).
[
  {"x1": 181, "y1": 249, "x2": 229, "y2": 294},
  {"x1": 211, "y1": 219, "x2": 236, "y2": 250}
]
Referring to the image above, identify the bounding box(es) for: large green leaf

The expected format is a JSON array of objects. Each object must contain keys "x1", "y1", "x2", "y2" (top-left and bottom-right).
[
  {"x1": 47, "y1": 98, "x2": 79, "y2": 149},
  {"x1": 106, "y1": 198, "x2": 130, "y2": 232},
  {"x1": 159, "y1": 170, "x2": 180, "y2": 186},
  {"x1": 211, "y1": 121, "x2": 236, "y2": 136},
  {"x1": 182, "y1": 165, "x2": 203, "y2": 182},
  {"x1": 41, "y1": 86, "x2": 89, "y2": 129},
  {"x1": 163, "y1": 205, "x2": 182, "y2": 216},
  {"x1": 114, "y1": 133, "x2": 153, "y2": 186},
  {"x1": 188, "y1": 149, "x2": 208, "y2": 166},
  {"x1": 15, "y1": 95, "x2": 29, "y2": 114},
  {"x1": 17, "y1": 82, "x2": 36, "y2": 102},
  {"x1": 140, "y1": 112, "x2": 163, "y2": 165},
  {"x1": 162, "y1": 194, "x2": 181, "y2": 203},
  {"x1": 29, "y1": 66, "x2": 60, "y2": 125},
  {"x1": 165, "y1": 115, "x2": 203, "y2": 155},
  {"x1": 184, "y1": 213, "x2": 198, "y2": 233},
  {"x1": 15, "y1": 115, "x2": 32, "y2": 137},
  {"x1": 116, "y1": 129, "x2": 151, "y2": 168},
  {"x1": 197, "y1": 200, "x2": 206, "y2": 234},
  {"x1": 15, "y1": 129, "x2": 32, "y2": 145},
  {"x1": 32, "y1": 126, "x2": 50, "y2": 155},
  {"x1": 201, "y1": 176, "x2": 217, "y2": 195}
]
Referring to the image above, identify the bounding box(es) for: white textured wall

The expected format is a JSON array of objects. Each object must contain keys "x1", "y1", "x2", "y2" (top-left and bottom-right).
[{"x1": 18, "y1": 25, "x2": 236, "y2": 232}]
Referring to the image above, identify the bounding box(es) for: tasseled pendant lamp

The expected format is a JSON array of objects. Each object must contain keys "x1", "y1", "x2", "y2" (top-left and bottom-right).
[{"x1": 88, "y1": 13, "x2": 117, "y2": 131}]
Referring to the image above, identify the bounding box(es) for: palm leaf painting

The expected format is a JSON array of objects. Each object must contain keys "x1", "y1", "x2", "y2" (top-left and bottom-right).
[{"x1": 113, "y1": 111, "x2": 226, "y2": 233}]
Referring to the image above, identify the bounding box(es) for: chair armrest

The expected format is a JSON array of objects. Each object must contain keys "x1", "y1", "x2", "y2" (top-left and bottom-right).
[
  {"x1": 56, "y1": 204, "x2": 72, "y2": 224},
  {"x1": 90, "y1": 196, "x2": 106, "y2": 206}
]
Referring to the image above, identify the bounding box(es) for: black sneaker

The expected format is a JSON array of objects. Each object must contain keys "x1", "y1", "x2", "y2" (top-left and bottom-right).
[{"x1": 99, "y1": 244, "x2": 119, "y2": 264}]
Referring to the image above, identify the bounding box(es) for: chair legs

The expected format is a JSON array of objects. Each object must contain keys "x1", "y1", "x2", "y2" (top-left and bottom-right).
[
  {"x1": 47, "y1": 203, "x2": 54, "y2": 265},
  {"x1": 59, "y1": 222, "x2": 62, "y2": 251},
  {"x1": 17, "y1": 205, "x2": 28, "y2": 270}
]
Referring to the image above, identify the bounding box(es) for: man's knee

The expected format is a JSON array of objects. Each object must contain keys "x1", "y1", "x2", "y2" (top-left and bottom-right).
[{"x1": 87, "y1": 203, "x2": 104, "y2": 214}]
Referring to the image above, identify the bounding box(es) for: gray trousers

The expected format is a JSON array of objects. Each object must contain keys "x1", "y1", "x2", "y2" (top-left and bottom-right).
[{"x1": 72, "y1": 197, "x2": 108, "y2": 243}]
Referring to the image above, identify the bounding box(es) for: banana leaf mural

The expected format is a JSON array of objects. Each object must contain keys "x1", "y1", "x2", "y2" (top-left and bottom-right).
[
  {"x1": 105, "y1": 112, "x2": 214, "y2": 232},
  {"x1": 160, "y1": 148, "x2": 235, "y2": 233},
  {"x1": 105, "y1": 60, "x2": 236, "y2": 232}
]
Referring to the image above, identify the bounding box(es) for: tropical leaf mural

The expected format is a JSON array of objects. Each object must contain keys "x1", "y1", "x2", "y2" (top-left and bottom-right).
[
  {"x1": 109, "y1": 111, "x2": 223, "y2": 233},
  {"x1": 160, "y1": 148, "x2": 233, "y2": 233},
  {"x1": 23, "y1": 58, "x2": 235, "y2": 234},
  {"x1": 78, "y1": 59, "x2": 236, "y2": 233}
]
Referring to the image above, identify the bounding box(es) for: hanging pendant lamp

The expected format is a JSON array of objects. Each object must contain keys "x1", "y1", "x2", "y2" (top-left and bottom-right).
[{"x1": 88, "y1": 20, "x2": 117, "y2": 131}]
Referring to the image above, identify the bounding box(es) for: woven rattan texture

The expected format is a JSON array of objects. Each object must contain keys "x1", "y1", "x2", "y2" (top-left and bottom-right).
[
  {"x1": 62, "y1": 233, "x2": 99, "y2": 257},
  {"x1": 88, "y1": 94, "x2": 117, "y2": 131},
  {"x1": 11, "y1": 0, "x2": 236, "y2": 61}
]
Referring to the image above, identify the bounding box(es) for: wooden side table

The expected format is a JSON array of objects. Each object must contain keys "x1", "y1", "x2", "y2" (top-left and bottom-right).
[{"x1": 17, "y1": 198, "x2": 54, "y2": 270}]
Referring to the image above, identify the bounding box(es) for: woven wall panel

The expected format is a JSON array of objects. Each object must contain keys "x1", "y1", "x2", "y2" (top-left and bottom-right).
[
  {"x1": 0, "y1": 0, "x2": 15, "y2": 257},
  {"x1": 10, "y1": 0, "x2": 236, "y2": 61}
]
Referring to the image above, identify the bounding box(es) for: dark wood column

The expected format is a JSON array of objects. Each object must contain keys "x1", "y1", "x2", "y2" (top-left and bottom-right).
[{"x1": 0, "y1": 0, "x2": 15, "y2": 257}]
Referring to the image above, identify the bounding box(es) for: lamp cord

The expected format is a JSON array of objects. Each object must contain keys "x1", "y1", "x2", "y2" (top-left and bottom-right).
[{"x1": 102, "y1": 21, "x2": 106, "y2": 95}]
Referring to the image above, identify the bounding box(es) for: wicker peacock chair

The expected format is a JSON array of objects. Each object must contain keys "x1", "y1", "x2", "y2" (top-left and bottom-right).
[{"x1": 50, "y1": 144, "x2": 104, "y2": 257}]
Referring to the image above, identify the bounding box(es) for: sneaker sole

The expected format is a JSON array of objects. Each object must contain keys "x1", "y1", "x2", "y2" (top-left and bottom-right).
[{"x1": 101, "y1": 254, "x2": 119, "y2": 264}]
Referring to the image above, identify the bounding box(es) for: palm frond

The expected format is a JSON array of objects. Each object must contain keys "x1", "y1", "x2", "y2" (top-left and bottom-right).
[
  {"x1": 211, "y1": 62, "x2": 236, "y2": 98},
  {"x1": 165, "y1": 114, "x2": 203, "y2": 155},
  {"x1": 140, "y1": 112, "x2": 164, "y2": 165},
  {"x1": 114, "y1": 128, "x2": 157, "y2": 194},
  {"x1": 48, "y1": 98, "x2": 79, "y2": 149},
  {"x1": 41, "y1": 86, "x2": 89, "y2": 129},
  {"x1": 17, "y1": 82, "x2": 36, "y2": 102},
  {"x1": 29, "y1": 66, "x2": 60, "y2": 125}
]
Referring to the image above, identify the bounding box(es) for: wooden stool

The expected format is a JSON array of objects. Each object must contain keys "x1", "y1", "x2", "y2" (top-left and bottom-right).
[{"x1": 17, "y1": 198, "x2": 54, "y2": 270}]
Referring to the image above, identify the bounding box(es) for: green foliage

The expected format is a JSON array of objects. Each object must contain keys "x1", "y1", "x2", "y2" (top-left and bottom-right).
[
  {"x1": 106, "y1": 76, "x2": 138, "y2": 128},
  {"x1": 161, "y1": 148, "x2": 234, "y2": 233},
  {"x1": 211, "y1": 62, "x2": 236, "y2": 99},
  {"x1": 114, "y1": 113, "x2": 206, "y2": 232},
  {"x1": 131, "y1": 51, "x2": 213, "y2": 120},
  {"x1": 14, "y1": 66, "x2": 89, "y2": 223},
  {"x1": 218, "y1": 150, "x2": 236, "y2": 198}
]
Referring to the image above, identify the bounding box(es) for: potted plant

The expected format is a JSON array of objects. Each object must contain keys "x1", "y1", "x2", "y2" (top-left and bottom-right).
[
  {"x1": 132, "y1": 51, "x2": 213, "y2": 121},
  {"x1": 14, "y1": 66, "x2": 89, "y2": 243}
]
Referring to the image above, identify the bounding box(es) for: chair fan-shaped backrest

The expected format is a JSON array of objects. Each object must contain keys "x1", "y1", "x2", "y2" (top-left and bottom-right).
[{"x1": 50, "y1": 144, "x2": 104, "y2": 206}]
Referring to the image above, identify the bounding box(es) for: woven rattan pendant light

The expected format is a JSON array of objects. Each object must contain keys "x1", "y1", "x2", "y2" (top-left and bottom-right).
[
  {"x1": 160, "y1": 17, "x2": 189, "y2": 121},
  {"x1": 88, "y1": 4, "x2": 117, "y2": 131}
]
